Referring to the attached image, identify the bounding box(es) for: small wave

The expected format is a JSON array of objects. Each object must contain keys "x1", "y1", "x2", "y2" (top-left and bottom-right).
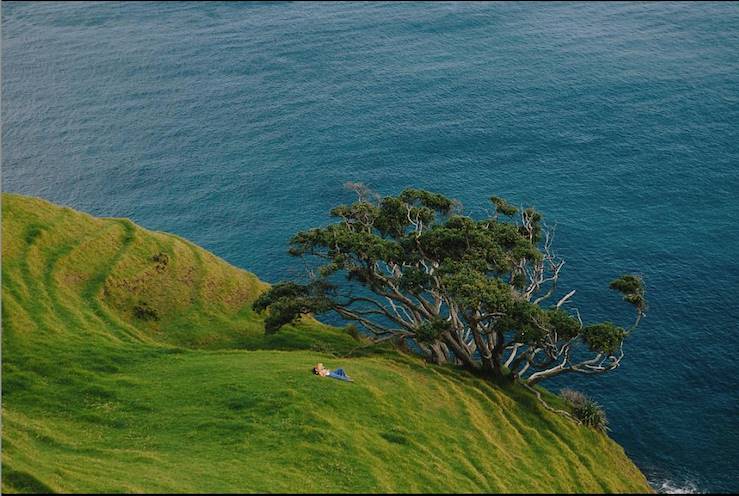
[{"x1": 652, "y1": 479, "x2": 701, "y2": 494}]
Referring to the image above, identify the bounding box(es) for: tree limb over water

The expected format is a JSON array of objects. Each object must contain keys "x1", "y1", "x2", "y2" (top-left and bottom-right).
[{"x1": 253, "y1": 184, "x2": 646, "y2": 385}]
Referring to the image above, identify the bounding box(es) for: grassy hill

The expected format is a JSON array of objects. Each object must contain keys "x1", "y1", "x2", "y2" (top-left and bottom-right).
[{"x1": 1, "y1": 193, "x2": 652, "y2": 493}]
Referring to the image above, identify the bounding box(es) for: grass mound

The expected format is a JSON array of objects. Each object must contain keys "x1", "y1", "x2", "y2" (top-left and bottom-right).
[{"x1": 1, "y1": 194, "x2": 651, "y2": 493}]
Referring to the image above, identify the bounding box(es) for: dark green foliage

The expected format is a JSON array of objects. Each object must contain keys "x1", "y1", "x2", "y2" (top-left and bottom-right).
[
  {"x1": 511, "y1": 301, "x2": 547, "y2": 344},
  {"x1": 442, "y1": 266, "x2": 512, "y2": 313},
  {"x1": 375, "y1": 197, "x2": 412, "y2": 237},
  {"x1": 608, "y1": 275, "x2": 641, "y2": 294},
  {"x1": 330, "y1": 201, "x2": 380, "y2": 228},
  {"x1": 416, "y1": 317, "x2": 451, "y2": 344},
  {"x1": 561, "y1": 389, "x2": 609, "y2": 432},
  {"x1": 262, "y1": 300, "x2": 307, "y2": 335},
  {"x1": 253, "y1": 282, "x2": 310, "y2": 313},
  {"x1": 398, "y1": 267, "x2": 432, "y2": 292},
  {"x1": 547, "y1": 308, "x2": 581, "y2": 340},
  {"x1": 609, "y1": 275, "x2": 646, "y2": 314},
  {"x1": 489, "y1": 300, "x2": 552, "y2": 346},
  {"x1": 490, "y1": 196, "x2": 518, "y2": 217},
  {"x1": 253, "y1": 282, "x2": 333, "y2": 334},
  {"x1": 581, "y1": 322, "x2": 626, "y2": 354},
  {"x1": 398, "y1": 188, "x2": 457, "y2": 214}
]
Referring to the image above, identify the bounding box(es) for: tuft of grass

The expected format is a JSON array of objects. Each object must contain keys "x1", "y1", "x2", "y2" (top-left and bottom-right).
[
  {"x1": 2, "y1": 194, "x2": 651, "y2": 493},
  {"x1": 561, "y1": 388, "x2": 609, "y2": 432}
]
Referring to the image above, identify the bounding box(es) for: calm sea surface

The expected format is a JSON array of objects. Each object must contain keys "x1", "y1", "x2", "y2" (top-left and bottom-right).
[{"x1": 3, "y1": 2, "x2": 738, "y2": 492}]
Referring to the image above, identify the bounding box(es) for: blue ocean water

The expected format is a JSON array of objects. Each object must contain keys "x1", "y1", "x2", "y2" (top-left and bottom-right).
[{"x1": 2, "y1": 1, "x2": 738, "y2": 492}]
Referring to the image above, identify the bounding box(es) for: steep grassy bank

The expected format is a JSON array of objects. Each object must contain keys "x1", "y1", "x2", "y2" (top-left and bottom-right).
[{"x1": 1, "y1": 194, "x2": 651, "y2": 493}]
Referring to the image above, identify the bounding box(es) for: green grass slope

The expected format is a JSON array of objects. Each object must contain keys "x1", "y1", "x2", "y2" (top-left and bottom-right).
[{"x1": 1, "y1": 193, "x2": 652, "y2": 493}]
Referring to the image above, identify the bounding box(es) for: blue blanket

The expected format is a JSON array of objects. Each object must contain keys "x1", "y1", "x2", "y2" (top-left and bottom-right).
[{"x1": 328, "y1": 368, "x2": 352, "y2": 382}]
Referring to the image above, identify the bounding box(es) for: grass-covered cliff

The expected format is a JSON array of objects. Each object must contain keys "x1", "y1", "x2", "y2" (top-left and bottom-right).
[{"x1": 1, "y1": 193, "x2": 652, "y2": 493}]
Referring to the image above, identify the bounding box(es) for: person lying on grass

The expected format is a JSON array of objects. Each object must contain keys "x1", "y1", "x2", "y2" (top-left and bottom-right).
[{"x1": 312, "y1": 363, "x2": 353, "y2": 382}]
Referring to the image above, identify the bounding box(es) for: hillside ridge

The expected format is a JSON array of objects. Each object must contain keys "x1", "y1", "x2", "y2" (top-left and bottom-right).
[{"x1": 1, "y1": 193, "x2": 652, "y2": 493}]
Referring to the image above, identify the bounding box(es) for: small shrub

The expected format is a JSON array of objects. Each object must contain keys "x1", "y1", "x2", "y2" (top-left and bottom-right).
[
  {"x1": 560, "y1": 388, "x2": 609, "y2": 432},
  {"x1": 560, "y1": 388, "x2": 586, "y2": 406},
  {"x1": 574, "y1": 400, "x2": 609, "y2": 432},
  {"x1": 151, "y1": 252, "x2": 169, "y2": 264},
  {"x1": 151, "y1": 252, "x2": 169, "y2": 272},
  {"x1": 133, "y1": 301, "x2": 159, "y2": 321}
]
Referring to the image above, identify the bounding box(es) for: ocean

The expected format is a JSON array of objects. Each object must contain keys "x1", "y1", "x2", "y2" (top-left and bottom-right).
[{"x1": 2, "y1": 2, "x2": 738, "y2": 492}]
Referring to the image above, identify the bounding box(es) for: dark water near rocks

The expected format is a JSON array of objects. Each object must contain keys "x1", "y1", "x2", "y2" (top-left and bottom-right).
[{"x1": 3, "y1": 2, "x2": 738, "y2": 492}]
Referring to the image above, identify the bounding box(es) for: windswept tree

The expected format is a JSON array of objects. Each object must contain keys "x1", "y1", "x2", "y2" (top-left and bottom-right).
[{"x1": 254, "y1": 184, "x2": 646, "y2": 385}]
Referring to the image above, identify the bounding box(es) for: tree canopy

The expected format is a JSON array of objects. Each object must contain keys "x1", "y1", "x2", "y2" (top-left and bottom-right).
[{"x1": 254, "y1": 185, "x2": 646, "y2": 385}]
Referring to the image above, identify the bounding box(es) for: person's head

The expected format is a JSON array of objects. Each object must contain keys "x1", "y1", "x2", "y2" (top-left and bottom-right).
[{"x1": 313, "y1": 363, "x2": 329, "y2": 376}]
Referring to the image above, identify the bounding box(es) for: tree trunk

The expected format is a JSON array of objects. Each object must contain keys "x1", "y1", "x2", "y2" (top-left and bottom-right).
[
  {"x1": 440, "y1": 332, "x2": 479, "y2": 372},
  {"x1": 429, "y1": 342, "x2": 447, "y2": 364},
  {"x1": 490, "y1": 352, "x2": 504, "y2": 378}
]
